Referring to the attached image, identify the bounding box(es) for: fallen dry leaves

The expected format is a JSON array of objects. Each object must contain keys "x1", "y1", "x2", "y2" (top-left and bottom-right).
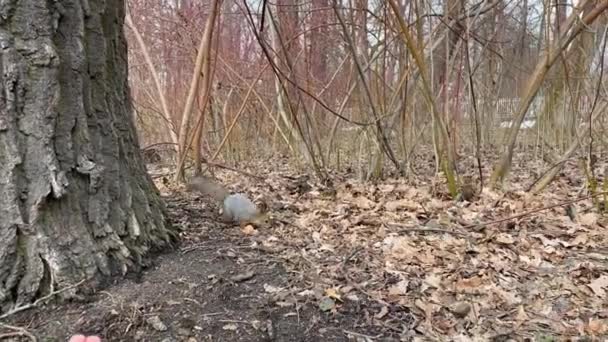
[{"x1": 167, "y1": 155, "x2": 608, "y2": 340}]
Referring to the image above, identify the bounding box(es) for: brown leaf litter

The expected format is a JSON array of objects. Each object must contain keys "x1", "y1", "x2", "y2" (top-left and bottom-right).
[{"x1": 3, "y1": 154, "x2": 608, "y2": 341}]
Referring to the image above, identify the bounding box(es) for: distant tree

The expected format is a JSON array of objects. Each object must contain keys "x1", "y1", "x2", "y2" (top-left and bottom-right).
[{"x1": 0, "y1": 0, "x2": 177, "y2": 313}]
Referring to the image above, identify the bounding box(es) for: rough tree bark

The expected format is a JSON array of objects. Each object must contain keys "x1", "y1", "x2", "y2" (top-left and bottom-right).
[{"x1": 0, "y1": 0, "x2": 177, "y2": 313}]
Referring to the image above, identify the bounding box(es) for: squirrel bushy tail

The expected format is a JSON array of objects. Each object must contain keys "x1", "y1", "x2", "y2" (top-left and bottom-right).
[{"x1": 186, "y1": 176, "x2": 230, "y2": 203}]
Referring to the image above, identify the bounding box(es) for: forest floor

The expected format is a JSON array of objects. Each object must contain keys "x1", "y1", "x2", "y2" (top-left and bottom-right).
[{"x1": 3, "y1": 151, "x2": 608, "y2": 341}]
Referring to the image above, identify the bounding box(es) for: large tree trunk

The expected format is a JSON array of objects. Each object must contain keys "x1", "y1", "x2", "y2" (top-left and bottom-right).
[{"x1": 0, "y1": 0, "x2": 177, "y2": 313}]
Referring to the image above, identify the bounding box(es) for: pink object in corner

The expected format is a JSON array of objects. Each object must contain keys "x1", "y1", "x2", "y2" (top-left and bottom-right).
[{"x1": 68, "y1": 335, "x2": 101, "y2": 342}]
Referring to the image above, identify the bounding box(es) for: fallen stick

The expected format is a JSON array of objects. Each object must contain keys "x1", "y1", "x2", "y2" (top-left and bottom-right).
[{"x1": 0, "y1": 279, "x2": 86, "y2": 320}]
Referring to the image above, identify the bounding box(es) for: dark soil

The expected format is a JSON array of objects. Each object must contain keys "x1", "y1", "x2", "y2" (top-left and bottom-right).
[{"x1": 3, "y1": 192, "x2": 411, "y2": 342}]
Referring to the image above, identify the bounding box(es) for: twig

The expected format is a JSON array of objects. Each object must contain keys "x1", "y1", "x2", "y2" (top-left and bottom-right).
[
  {"x1": 142, "y1": 143, "x2": 265, "y2": 182},
  {"x1": 343, "y1": 329, "x2": 381, "y2": 340},
  {"x1": 183, "y1": 298, "x2": 203, "y2": 307},
  {"x1": 418, "y1": 202, "x2": 432, "y2": 225},
  {"x1": 387, "y1": 223, "x2": 470, "y2": 238},
  {"x1": 142, "y1": 142, "x2": 178, "y2": 151},
  {"x1": 217, "y1": 319, "x2": 251, "y2": 325},
  {"x1": 407, "y1": 227, "x2": 469, "y2": 236},
  {"x1": 0, "y1": 323, "x2": 37, "y2": 342},
  {"x1": 181, "y1": 243, "x2": 215, "y2": 254},
  {"x1": 340, "y1": 247, "x2": 385, "y2": 304},
  {"x1": 0, "y1": 279, "x2": 86, "y2": 320},
  {"x1": 197, "y1": 161, "x2": 264, "y2": 181},
  {"x1": 386, "y1": 222, "x2": 470, "y2": 239},
  {"x1": 462, "y1": 191, "x2": 608, "y2": 231},
  {"x1": 341, "y1": 247, "x2": 363, "y2": 272}
]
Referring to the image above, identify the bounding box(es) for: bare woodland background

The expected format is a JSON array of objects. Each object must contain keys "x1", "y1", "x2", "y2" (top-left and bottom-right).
[{"x1": 128, "y1": 0, "x2": 608, "y2": 195}]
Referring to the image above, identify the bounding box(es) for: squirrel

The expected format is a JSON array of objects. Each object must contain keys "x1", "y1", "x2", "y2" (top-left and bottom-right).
[{"x1": 186, "y1": 175, "x2": 267, "y2": 227}]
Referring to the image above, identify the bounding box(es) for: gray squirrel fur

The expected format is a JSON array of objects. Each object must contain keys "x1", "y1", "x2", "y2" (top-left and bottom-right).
[{"x1": 186, "y1": 175, "x2": 262, "y2": 224}]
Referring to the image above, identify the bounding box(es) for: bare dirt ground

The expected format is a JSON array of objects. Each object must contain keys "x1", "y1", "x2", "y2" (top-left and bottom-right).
[
  {"x1": 3, "y1": 152, "x2": 608, "y2": 341},
  {"x1": 4, "y1": 194, "x2": 391, "y2": 342}
]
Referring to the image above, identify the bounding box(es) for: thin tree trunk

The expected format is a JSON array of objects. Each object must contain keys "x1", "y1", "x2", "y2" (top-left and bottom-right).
[
  {"x1": 175, "y1": 0, "x2": 223, "y2": 182},
  {"x1": 190, "y1": 0, "x2": 222, "y2": 175},
  {"x1": 125, "y1": 11, "x2": 178, "y2": 151},
  {"x1": 489, "y1": 0, "x2": 608, "y2": 187},
  {"x1": 0, "y1": 0, "x2": 176, "y2": 312}
]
